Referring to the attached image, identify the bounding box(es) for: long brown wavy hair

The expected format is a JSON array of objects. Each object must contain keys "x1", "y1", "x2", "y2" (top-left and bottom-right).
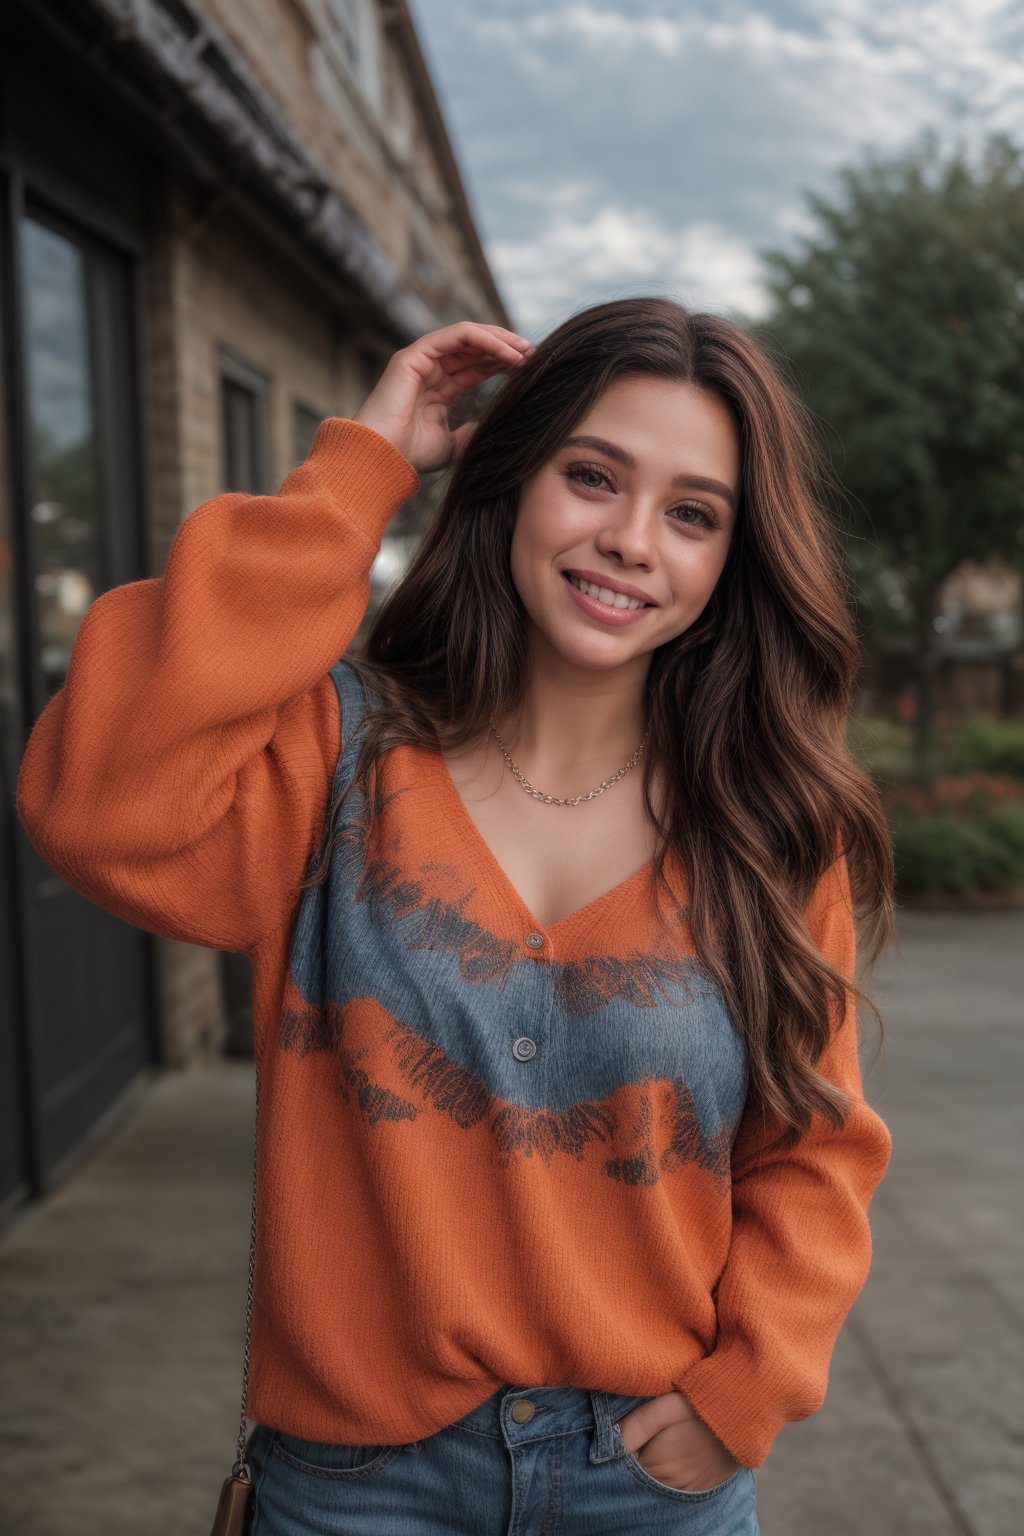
[{"x1": 298, "y1": 295, "x2": 895, "y2": 1152}]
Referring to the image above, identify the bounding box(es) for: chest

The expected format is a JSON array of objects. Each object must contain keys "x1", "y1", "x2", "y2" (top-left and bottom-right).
[
  {"x1": 440, "y1": 744, "x2": 664, "y2": 930},
  {"x1": 281, "y1": 728, "x2": 749, "y2": 1185}
]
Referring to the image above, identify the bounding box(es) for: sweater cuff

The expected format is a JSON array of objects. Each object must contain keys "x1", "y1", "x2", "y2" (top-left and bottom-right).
[
  {"x1": 304, "y1": 416, "x2": 421, "y2": 548},
  {"x1": 672, "y1": 1349, "x2": 775, "y2": 1470}
]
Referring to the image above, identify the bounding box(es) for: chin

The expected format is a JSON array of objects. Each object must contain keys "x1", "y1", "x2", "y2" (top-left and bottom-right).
[{"x1": 545, "y1": 630, "x2": 653, "y2": 671}]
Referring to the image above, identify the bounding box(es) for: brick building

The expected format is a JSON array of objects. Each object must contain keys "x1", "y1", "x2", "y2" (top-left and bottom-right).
[{"x1": 0, "y1": 0, "x2": 512, "y2": 1221}]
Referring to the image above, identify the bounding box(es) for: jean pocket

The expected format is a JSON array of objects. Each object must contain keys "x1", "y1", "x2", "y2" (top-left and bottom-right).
[
  {"x1": 270, "y1": 1428, "x2": 406, "y2": 1482},
  {"x1": 613, "y1": 1420, "x2": 745, "y2": 1504}
]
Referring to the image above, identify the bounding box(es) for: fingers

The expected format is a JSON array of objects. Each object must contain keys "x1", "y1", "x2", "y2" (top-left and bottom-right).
[
  {"x1": 416, "y1": 321, "x2": 532, "y2": 369},
  {"x1": 429, "y1": 344, "x2": 529, "y2": 402},
  {"x1": 444, "y1": 321, "x2": 531, "y2": 350},
  {"x1": 440, "y1": 358, "x2": 508, "y2": 391}
]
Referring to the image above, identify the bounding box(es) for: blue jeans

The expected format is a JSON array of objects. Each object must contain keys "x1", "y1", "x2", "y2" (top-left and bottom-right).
[{"x1": 243, "y1": 1383, "x2": 760, "y2": 1533}]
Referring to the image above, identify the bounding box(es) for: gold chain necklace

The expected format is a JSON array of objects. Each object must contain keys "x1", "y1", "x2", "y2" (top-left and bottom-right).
[{"x1": 487, "y1": 717, "x2": 650, "y2": 807}]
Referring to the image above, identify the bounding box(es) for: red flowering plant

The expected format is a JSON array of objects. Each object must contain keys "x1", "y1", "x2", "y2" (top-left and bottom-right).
[
  {"x1": 882, "y1": 772, "x2": 1024, "y2": 820},
  {"x1": 884, "y1": 773, "x2": 1024, "y2": 901}
]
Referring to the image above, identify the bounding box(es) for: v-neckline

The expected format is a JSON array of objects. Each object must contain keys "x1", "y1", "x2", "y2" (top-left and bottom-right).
[{"x1": 424, "y1": 743, "x2": 659, "y2": 935}]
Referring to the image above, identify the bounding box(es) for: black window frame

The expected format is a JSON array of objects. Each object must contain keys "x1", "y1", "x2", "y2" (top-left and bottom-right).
[
  {"x1": 292, "y1": 398, "x2": 324, "y2": 468},
  {"x1": 218, "y1": 345, "x2": 271, "y2": 494}
]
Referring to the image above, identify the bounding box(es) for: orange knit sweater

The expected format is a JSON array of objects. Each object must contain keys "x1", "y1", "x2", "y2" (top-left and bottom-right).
[{"x1": 15, "y1": 416, "x2": 893, "y2": 1469}]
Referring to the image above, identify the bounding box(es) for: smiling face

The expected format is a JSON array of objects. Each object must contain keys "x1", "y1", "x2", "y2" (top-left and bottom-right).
[{"x1": 509, "y1": 373, "x2": 741, "y2": 676}]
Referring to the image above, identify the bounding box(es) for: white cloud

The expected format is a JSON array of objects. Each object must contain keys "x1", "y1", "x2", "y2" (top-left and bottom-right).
[
  {"x1": 412, "y1": 0, "x2": 1024, "y2": 333},
  {"x1": 477, "y1": 0, "x2": 1022, "y2": 82},
  {"x1": 489, "y1": 202, "x2": 768, "y2": 333}
]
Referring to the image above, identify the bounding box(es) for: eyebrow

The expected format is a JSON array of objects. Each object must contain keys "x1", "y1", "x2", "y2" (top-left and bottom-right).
[{"x1": 560, "y1": 434, "x2": 737, "y2": 513}]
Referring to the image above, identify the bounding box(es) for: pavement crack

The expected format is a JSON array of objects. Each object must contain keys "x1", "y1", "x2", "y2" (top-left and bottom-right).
[{"x1": 846, "y1": 1309, "x2": 978, "y2": 1536}]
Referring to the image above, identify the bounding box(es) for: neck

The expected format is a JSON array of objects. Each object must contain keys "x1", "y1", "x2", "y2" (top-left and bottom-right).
[{"x1": 491, "y1": 648, "x2": 650, "y2": 786}]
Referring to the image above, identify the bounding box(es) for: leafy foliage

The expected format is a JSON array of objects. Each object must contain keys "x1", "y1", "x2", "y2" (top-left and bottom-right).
[
  {"x1": 757, "y1": 132, "x2": 1024, "y2": 779},
  {"x1": 757, "y1": 131, "x2": 1024, "y2": 588},
  {"x1": 946, "y1": 717, "x2": 1024, "y2": 779},
  {"x1": 891, "y1": 806, "x2": 1024, "y2": 898}
]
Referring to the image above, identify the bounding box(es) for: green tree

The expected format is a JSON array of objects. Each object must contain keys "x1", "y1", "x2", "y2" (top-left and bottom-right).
[{"x1": 756, "y1": 130, "x2": 1024, "y2": 782}]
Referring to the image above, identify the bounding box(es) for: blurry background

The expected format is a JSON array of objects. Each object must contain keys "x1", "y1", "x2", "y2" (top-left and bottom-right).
[{"x1": 0, "y1": 2, "x2": 1020, "y2": 1533}]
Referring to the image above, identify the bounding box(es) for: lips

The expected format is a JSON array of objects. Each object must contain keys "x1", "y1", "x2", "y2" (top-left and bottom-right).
[
  {"x1": 562, "y1": 571, "x2": 655, "y2": 607},
  {"x1": 562, "y1": 570, "x2": 656, "y2": 626}
]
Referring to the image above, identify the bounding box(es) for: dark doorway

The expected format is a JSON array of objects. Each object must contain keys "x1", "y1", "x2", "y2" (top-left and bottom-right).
[{"x1": 1, "y1": 98, "x2": 157, "y2": 1214}]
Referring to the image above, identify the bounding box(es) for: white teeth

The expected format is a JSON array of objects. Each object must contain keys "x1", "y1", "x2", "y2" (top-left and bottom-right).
[{"x1": 568, "y1": 573, "x2": 645, "y2": 610}]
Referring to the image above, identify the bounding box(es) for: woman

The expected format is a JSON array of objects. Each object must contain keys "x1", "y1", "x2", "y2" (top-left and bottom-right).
[{"x1": 16, "y1": 297, "x2": 895, "y2": 1534}]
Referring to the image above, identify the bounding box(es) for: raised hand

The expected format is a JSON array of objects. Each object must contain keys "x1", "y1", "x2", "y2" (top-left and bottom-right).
[{"x1": 353, "y1": 320, "x2": 533, "y2": 474}]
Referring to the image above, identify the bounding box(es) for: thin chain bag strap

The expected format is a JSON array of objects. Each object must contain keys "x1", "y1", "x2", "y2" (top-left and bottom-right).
[
  {"x1": 208, "y1": 1059, "x2": 262, "y2": 1536},
  {"x1": 208, "y1": 657, "x2": 373, "y2": 1536}
]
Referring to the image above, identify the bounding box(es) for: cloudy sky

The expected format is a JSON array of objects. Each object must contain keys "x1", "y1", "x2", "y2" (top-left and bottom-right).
[{"x1": 408, "y1": 0, "x2": 1024, "y2": 336}]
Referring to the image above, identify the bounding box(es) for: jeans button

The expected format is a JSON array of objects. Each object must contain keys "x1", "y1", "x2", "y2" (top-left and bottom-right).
[
  {"x1": 512, "y1": 1036, "x2": 537, "y2": 1061},
  {"x1": 510, "y1": 1398, "x2": 536, "y2": 1423}
]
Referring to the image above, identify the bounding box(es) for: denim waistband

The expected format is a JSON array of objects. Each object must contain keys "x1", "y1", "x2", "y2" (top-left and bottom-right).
[{"x1": 449, "y1": 1384, "x2": 657, "y2": 1461}]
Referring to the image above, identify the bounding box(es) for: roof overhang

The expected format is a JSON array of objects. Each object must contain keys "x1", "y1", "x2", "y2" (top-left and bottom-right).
[{"x1": 12, "y1": 0, "x2": 494, "y2": 343}]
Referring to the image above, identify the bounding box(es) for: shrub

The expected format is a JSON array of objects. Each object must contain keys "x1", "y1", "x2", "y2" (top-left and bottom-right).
[
  {"x1": 847, "y1": 715, "x2": 916, "y2": 783},
  {"x1": 985, "y1": 804, "x2": 1024, "y2": 863},
  {"x1": 891, "y1": 813, "x2": 1024, "y2": 897},
  {"x1": 947, "y1": 719, "x2": 1024, "y2": 781}
]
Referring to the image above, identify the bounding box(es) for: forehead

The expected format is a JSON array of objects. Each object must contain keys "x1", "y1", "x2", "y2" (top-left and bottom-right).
[{"x1": 564, "y1": 376, "x2": 740, "y2": 495}]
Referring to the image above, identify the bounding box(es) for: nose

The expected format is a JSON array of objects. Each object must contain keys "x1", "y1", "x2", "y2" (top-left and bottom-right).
[{"x1": 593, "y1": 495, "x2": 659, "y2": 570}]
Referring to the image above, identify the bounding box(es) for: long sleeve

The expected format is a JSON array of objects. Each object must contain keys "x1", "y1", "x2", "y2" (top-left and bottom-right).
[
  {"x1": 672, "y1": 851, "x2": 893, "y2": 1468},
  {"x1": 15, "y1": 416, "x2": 419, "y2": 954}
]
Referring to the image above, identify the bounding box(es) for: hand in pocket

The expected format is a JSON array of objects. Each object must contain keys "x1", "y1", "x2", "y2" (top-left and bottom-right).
[{"x1": 618, "y1": 1392, "x2": 741, "y2": 1493}]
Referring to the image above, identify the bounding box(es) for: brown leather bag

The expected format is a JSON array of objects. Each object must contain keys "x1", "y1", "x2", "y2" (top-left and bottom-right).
[{"x1": 209, "y1": 1471, "x2": 253, "y2": 1536}]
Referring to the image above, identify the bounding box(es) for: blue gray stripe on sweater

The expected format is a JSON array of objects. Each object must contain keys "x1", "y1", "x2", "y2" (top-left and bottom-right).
[{"x1": 280, "y1": 659, "x2": 748, "y2": 1188}]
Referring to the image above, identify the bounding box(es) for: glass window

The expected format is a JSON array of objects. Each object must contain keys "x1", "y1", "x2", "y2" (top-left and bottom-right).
[
  {"x1": 0, "y1": 230, "x2": 14, "y2": 750},
  {"x1": 21, "y1": 217, "x2": 104, "y2": 700},
  {"x1": 219, "y1": 349, "x2": 270, "y2": 494},
  {"x1": 326, "y1": 0, "x2": 383, "y2": 113},
  {"x1": 293, "y1": 402, "x2": 323, "y2": 467}
]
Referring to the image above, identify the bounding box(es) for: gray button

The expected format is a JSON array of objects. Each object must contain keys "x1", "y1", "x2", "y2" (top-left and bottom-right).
[
  {"x1": 512, "y1": 1036, "x2": 537, "y2": 1061},
  {"x1": 526, "y1": 931, "x2": 545, "y2": 949},
  {"x1": 510, "y1": 1398, "x2": 535, "y2": 1423}
]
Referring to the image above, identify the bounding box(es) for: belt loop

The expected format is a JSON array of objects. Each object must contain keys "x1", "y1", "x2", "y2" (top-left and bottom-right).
[{"x1": 588, "y1": 1390, "x2": 621, "y2": 1464}]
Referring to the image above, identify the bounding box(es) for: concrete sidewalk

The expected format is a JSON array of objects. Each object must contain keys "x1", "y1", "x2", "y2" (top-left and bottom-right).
[
  {"x1": 758, "y1": 907, "x2": 1024, "y2": 1536},
  {"x1": 1, "y1": 908, "x2": 1021, "y2": 1535}
]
